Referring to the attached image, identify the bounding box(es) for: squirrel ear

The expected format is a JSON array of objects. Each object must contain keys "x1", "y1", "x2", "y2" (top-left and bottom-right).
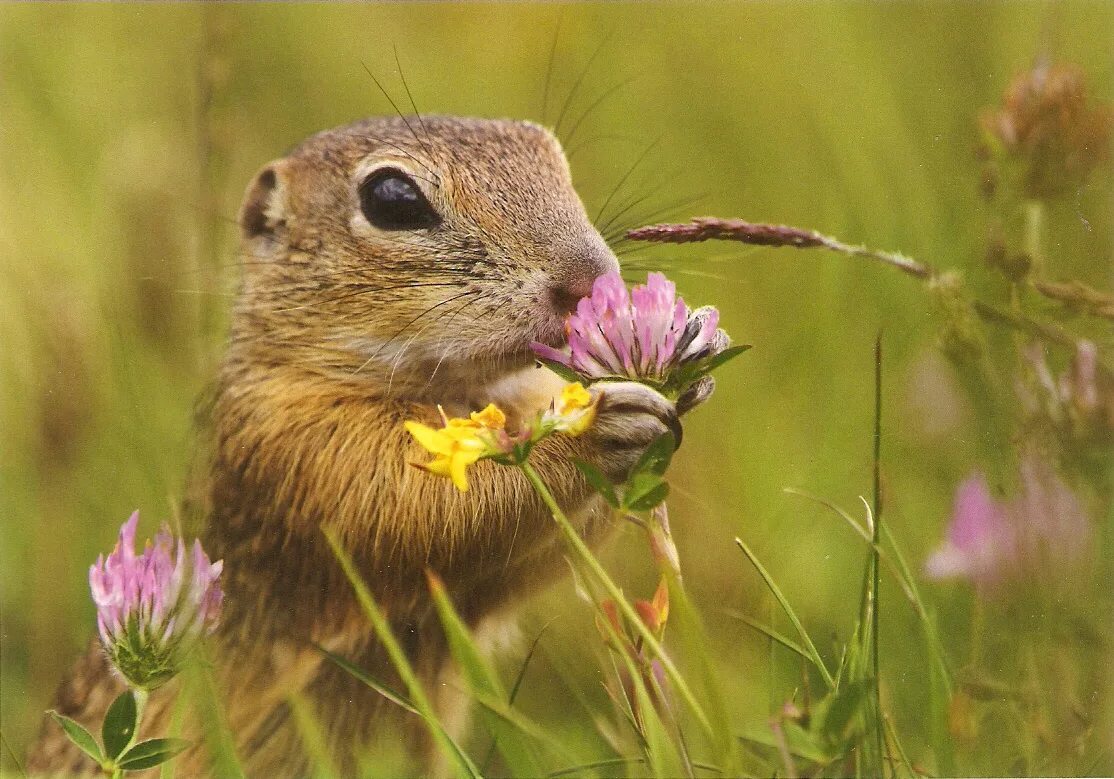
[{"x1": 239, "y1": 162, "x2": 287, "y2": 241}]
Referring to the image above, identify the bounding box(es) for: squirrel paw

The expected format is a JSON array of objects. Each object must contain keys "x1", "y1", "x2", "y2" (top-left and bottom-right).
[{"x1": 585, "y1": 381, "x2": 681, "y2": 483}]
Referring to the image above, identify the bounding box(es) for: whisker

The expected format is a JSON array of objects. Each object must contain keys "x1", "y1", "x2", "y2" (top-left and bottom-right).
[
  {"x1": 603, "y1": 194, "x2": 710, "y2": 244},
  {"x1": 563, "y1": 74, "x2": 641, "y2": 150},
  {"x1": 351, "y1": 290, "x2": 480, "y2": 378},
  {"x1": 422, "y1": 294, "x2": 488, "y2": 390},
  {"x1": 593, "y1": 136, "x2": 660, "y2": 227},
  {"x1": 360, "y1": 61, "x2": 441, "y2": 185},
  {"x1": 265, "y1": 282, "x2": 466, "y2": 314},
  {"x1": 553, "y1": 32, "x2": 614, "y2": 140},
  {"x1": 393, "y1": 46, "x2": 434, "y2": 154},
  {"x1": 540, "y1": 15, "x2": 564, "y2": 124}
]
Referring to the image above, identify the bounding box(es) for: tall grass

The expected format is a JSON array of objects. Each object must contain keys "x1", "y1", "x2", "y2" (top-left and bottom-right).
[{"x1": 1, "y1": 3, "x2": 1111, "y2": 776}]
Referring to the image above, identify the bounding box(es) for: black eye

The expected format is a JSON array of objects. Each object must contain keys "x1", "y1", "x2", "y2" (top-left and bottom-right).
[{"x1": 358, "y1": 168, "x2": 441, "y2": 231}]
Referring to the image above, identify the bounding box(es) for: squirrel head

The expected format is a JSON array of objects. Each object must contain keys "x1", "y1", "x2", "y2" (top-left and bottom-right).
[{"x1": 233, "y1": 116, "x2": 617, "y2": 397}]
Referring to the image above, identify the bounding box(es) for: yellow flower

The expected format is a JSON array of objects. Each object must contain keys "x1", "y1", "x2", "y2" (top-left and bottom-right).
[
  {"x1": 405, "y1": 403, "x2": 510, "y2": 492},
  {"x1": 557, "y1": 383, "x2": 592, "y2": 414},
  {"x1": 405, "y1": 420, "x2": 490, "y2": 492},
  {"x1": 470, "y1": 403, "x2": 507, "y2": 429},
  {"x1": 548, "y1": 383, "x2": 597, "y2": 436}
]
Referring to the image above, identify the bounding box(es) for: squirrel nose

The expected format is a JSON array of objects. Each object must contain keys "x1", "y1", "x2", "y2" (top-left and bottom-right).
[
  {"x1": 549, "y1": 242, "x2": 619, "y2": 314},
  {"x1": 550, "y1": 277, "x2": 595, "y2": 315}
]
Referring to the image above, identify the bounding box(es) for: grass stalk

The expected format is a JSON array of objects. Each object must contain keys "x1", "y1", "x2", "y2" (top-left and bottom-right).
[
  {"x1": 734, "y1": 537, "x2": 835, "y2": 689},
  {"x1": 519, "y1": 463, "x2": 721, "y2": 755},
  {"x1": 287, "y1": 692, "x2": 340, "y2": 779},
  {"x1": 323, "y1": 529, "x2": 480, "y2": 779},
  {"x1": 871, "y1": 334, "x2": 885, "y2": 775}
]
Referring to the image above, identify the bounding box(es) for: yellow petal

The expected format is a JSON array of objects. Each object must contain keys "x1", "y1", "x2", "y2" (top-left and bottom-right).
[
  {"x1": 558, "y1": 382, "x2": 592, "y2": 414},
  {"x1": 449, "y1": 452, "x2": 471, "y2": 491},
  {"x1": 470, "y1": 403, "x2": 507, "y2": 430},
  {"x1": 446, "y1": 416, "x2": 481, "y2": 430},
  {"x1": 563, "y1": 403, "x2": 597, "y2": 436},
  {"x1": 419, "y1": 456, "x2": 454, "y2": 479},
  {"x1": 405, "y1": 421, "x2": 454, "y2": 456}
]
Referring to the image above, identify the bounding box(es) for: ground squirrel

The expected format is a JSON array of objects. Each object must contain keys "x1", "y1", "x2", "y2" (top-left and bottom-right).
[{"x1": 28, "y1": 116, "x2": 703, "y2": 776}]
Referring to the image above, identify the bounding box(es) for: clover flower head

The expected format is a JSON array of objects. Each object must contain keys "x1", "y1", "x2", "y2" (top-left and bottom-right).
[
  {"x1": 89, "y1": 512, "x2": 223, "y2": 690},
  {"x1": 924, "y1": 474, "x2": 1019, "y2": 596},
  {"x1": 925, "y1": 455, "x2": 1093, "y2": 598},
  {"x1": 980, "y1": 61, "x2": 1112, "y2": 200},
  {"x1": 531, "y1": 271, "x2": 727, "y2": 394},
  {"x1": 1019, "y1": 339, "x2": 1113, "y2": 444}
]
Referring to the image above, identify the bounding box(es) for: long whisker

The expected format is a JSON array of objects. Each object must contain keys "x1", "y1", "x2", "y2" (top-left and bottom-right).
[
  {"x1": 563, "y1": 74, "x2": 641, "y2": 150},
  {"x1": 351, "y1": 290, "x2": 480, "y2": 378},
  {"x1": 540, "y1": 15, "x2": 564, "y2": 124},
  {"x1": 594, "y1": 137, "x2": 660, "y2": 227},
  {"x1": 360, "y1": 60, "x2": 440, "y2": 183},
  {"x1": 393, "y1": 46, "x2": 434, "y2": 153},
  {"x1": 268, "y1": 282, "x2": 466, "y2": 314},
  {"x1": 553, "y1": 32, "x2": 614, "y2": 139},
  {"x1": 422, "y1": 294, "x2": 488, "y2": 390}
]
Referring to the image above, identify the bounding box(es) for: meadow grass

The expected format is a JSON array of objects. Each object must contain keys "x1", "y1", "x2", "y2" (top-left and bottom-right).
[{"x1": 2, "y1": 3, "x2": 1112, "y2": 777}]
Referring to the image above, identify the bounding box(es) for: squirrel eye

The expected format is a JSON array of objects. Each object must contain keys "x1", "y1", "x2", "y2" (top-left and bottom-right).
[{"x1": 358, "y1": 168, "x2": 441, "y2": 231}]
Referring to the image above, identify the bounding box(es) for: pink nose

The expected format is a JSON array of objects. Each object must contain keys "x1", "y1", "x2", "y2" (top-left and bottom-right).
[{"x1": 550, "y1": 278, "x2": 595, "y2": 315}]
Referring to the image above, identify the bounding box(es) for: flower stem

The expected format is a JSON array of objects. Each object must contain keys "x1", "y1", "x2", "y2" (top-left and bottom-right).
[{"x1": 518, "y1": 462, "x2": 715, "y2": 741}]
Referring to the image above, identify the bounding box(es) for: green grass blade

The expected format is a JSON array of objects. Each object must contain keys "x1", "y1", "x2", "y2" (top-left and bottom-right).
[
  {"x1": 286, "y1": 691, "x2": 340, "y2": 779},
  {"x1": 427, "y1": 571, "x2": 544, "y2": 777},
  {"x1": 869, "y1": 333, "x2": 885, "y2": 777},
  {"x1": 315, "y1": 645, "x2": 418, "y2": 716},
  {"x1": 879, "y1": 523, "x2": 953, "y2": 692},
  {"x1": 468, "y1": 690, "x2": 580, "y2": 763},
  {"x1": 521, "y1": 463, "x2": 717, "y2": 743},
  {"x1": 724, "y1": 609, "x2": 813, "y2": 666},
  {"x1": 323, "y1": 529, "x2": 481, "y2": 779},
  {"x1": 783, "y1": 489, "x2": 917, "y2": 604},
  {"x1": 882, "y1": 712, "x2": 917, "y2": 778},
  {"x1": 634, "y1": 669, "x2": 688, "y2": 779},
  {"x1": 182, "y1": 646, "x2": 245, "y2": 779},
  {"x1": 736, "y1": 724, "x2": 830, "y2": 765},
  {"x1": 734, "y1": 537, "x2": 834, "y2": 688},
  {"x1": 667, "y1": 575, "x2": 742, "y2": 775},
  {"x1": 480, "y1": 621, "x2": 552, "y2": 774}
]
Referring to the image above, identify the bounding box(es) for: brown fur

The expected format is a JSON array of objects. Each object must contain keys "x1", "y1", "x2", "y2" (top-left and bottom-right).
[{"x1": 27, "y1": 116, "x2": 680, "y2": 776}]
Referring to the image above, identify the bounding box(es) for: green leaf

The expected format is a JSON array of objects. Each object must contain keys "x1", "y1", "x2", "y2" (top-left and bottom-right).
[
  {"x1": 103, "y1": 690, "x2": 138, "y2": 760},
  {"x1": 622, "y1": 471, "x2": 669, "y2": 511},
  {"x1": 534, "y1": 357, "x2": 582, "y2": 384},
  {"x1": 817, "y1": 679, "x2": 871, "y2": 749},
  {"x1": 573, "y1": 459, "x2": 619, "y2": 507},
  {"x1": 117, "y1": 738, "x2": 191, "y2": 771},
  {"x1": 47, "y1": 711, "x2": 103, "y2": 764},
  {"x1": 699, "y1": 344, "x2": 752, "y2": 372},
  {"x1": 626, "y1": 480, "x2": 670, "y2": 512},
  {"x1": 631, "y1": 432, "x2": 676, "y2": 477}
]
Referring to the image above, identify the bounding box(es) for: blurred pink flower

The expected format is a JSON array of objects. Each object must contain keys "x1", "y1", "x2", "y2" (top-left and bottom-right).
[
  {"x1": 925, "y1": 474, "x2": 1019, "y2": 595},
  {"x1": 926, "y1": 456, "x2": 1092, "y2": 597},
  {"x1": 89, "y1": 511, "x2": 223, "y2": 689},
  {"x1": 531, "y1": 271, "x2": 725, "y2": 387}
]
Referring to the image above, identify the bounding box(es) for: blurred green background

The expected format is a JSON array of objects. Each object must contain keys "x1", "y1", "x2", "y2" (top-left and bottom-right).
[{"x1": 1, "y1": 2, "x2": 1110, "y2": 774}]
